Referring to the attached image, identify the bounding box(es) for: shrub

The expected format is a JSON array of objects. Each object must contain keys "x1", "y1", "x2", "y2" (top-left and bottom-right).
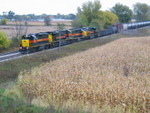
[
  {"x1": 44, "y1": 16, "x2": 51, "y2": 26},
  {"x1": 0, "y1": 88, "x2": 46, "y2": 113},
  {"x1": 0, "y1": 18, "x2": 7, "y2": 25},
  {"x1": 57, "y1": 23, "x2": 65, "y2": 30},
  {"x1": 11, "y1": 36, "x2": 22, "y2": 43},
  {"x1": 0, "y1": 31, "x2": 11, "y2": 49}
]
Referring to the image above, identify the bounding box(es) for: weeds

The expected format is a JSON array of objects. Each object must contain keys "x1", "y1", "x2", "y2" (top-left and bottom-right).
[{"x1": 0, "y1": 88, "x2": 46, "y2": 113}]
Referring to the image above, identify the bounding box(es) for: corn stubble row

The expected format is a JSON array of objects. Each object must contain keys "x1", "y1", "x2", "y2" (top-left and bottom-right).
[{"x1": 19, "y1": 37, "x2": 150, "y2": 112}]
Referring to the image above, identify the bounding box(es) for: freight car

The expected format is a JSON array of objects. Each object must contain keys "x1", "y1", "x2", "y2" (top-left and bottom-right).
[
  {"x1": 127, "y1": 21, "x2": 150, "y2": 29},
  {"x1": 99, "y1": 26, "x2": 118, "y2": 37}
]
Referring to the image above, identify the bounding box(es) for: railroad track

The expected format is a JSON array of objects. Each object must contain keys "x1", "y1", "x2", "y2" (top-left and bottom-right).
[
  {"x1": 0, "y1": 44, "x2": 69, "y2": 63},
  {"x1": 0, "y1": 51, "x2": 23, "y2": 63}
]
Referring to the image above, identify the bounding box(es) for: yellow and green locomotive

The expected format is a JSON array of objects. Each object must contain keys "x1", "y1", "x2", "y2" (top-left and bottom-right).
[{"x1": 19, "y1": 32, "x2": 53, "y2": 53}]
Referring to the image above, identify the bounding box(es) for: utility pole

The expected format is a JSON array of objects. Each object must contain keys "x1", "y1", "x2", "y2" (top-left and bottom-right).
[
  {"x1": 57, "y1": 23, "x2": 65, "y2": 49},
  {"x1": 59, "y1": 30, "x2": 61, "y2": 49}
]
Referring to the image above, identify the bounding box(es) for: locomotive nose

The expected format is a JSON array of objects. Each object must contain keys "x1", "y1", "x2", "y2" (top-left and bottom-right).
[{"x1": 22, "y1": 39, "x2": 29, "y2": 47}]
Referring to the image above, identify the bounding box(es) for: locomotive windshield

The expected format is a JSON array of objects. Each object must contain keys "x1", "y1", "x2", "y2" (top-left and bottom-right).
[{"x1": 22, "y1": 34, "x2": 37, "y2": 40}]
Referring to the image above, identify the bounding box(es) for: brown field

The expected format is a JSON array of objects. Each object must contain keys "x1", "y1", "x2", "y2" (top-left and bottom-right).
[
  {"x1": 7, "y1": 20, "x2": 72, "y2": 26},
  {"x1": 18, "y1": 36, "x2": 150, "y2": 113},
  {"x1": 0, "y1": 20, "x2": 72, "y2": 38}
]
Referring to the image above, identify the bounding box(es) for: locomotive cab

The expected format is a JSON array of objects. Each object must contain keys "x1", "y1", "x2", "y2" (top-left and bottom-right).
[{"x1": 19, "y1": 34, "x2": 36, "y2": 53}]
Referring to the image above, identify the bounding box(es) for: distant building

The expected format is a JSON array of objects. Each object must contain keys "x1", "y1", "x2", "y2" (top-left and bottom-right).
[{"x1": 131, "y1": 19, "x2": 136, "y2": 23}]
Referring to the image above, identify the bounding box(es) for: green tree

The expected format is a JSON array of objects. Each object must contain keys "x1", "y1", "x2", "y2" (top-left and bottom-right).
[
  {"x1": 102, "y1": 11, "x2": 119, "y2": 28},
  {"x1": 8, "y1": 11, "x2": 15, "y2": 20},
  {"x1": 0, "y1": 18, "x2": 7, "y2": 25},
  {"x1": 68, "y1": 14, "x2": 76, "y2": 20},
  {"x1": 72, "y1": 0, "x2": 102, "y2": 29},
  {"x1": 72, "y1": 0, "x2": 118, "y2": 30},
  {"x1": 57, "y1": 23, "x2": 65, "y2": 30},
  {"x1": 44, "y1": 15, "x2": 51, "y2": 26},
  {"x1": 111, "y1": 3, "x2": 133, "y2": 23},
  {"x1": 133, "y1": 3, "x2": 150, "y2": 21},
  {"x1": 0, "y1": 32, "x2": 11, "y2": 49},
  {"x1": 72, "y1": 14, "x2": 88, "y2": 28}
]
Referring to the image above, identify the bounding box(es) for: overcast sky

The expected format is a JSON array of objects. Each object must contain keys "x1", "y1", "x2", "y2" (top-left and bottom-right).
[{"x1": 0, "y1": 0, "x2": 150, "y2": 15}]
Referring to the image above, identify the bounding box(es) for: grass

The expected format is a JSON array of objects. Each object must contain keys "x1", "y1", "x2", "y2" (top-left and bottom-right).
[
  {"x1": 0, "y1": 43, "x2": 19, "y2": 54},
  {"x1": 0, "y1": 88, "x2": 46, "y2": 113},
  {"x1": 1, "y1": 88, "x2": 86, "y2": 113},
  {"x1": 18, "y1": 37, "x2": 150, "y2": 113}
]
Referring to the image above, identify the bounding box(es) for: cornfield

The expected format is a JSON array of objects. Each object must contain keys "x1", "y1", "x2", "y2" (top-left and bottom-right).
[{"x1": 19, "y1": 37, "x2": 150, "y2": 113}]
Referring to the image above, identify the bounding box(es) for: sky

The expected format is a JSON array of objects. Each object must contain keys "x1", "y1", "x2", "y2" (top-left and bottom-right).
[{"x1": 0, "y1": 0, "x2": 150, "y2": 15}]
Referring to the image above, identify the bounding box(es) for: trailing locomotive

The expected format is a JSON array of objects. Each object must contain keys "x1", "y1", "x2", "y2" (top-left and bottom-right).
[{"x1": 19, "y1": 21, "x2": 150, "y2": 53}]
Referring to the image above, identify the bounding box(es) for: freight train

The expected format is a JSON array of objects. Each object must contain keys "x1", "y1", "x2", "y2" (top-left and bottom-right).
[{"x1": 19, "y1": 21, "x2": 150, "y2": 53}]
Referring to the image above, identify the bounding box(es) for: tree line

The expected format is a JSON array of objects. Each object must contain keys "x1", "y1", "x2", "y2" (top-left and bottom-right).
[
  {"x1": 0, "y1": 12, "x2": 76, "y2": 26},
  {"x1": 72, "y1": 0, "x2": 150, "y2": 29},
  {"x1": 1, "y1": 12, "x2": 76, "y2": 22}
]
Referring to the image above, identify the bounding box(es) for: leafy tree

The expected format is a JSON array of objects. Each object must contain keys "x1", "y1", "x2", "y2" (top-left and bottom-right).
[
  {"x1": 22, "y1": 15, "x2": 31, "y2": 21},
  {"x1": 0, "y1": 18, "x2": 7, "y2": 25},
  {"x1": 14, "y1": 15, "x2": 22, "y2": 21},
  {"x1": 89, "y1": 18, "x2": 104, "y2": 30},
  {"x1": 55, "y1": 13, "x2": 62, "y2": 19},
  {"x1": 0, "y1": 32, "x2": 11, "y2": 49},
  {"x1": 111, "y1": 3, "x2": 133, "y2": 23},
  {"x1": 72, "y1": 0, "x2": 118, "y2": 30},
  {"x1": 82, "y1": 0, "x2": 101, "y2": 24},
  {"x1": 133, "y1": 3, "x2": 150, "y2": 21},
  {"x1": 8, "y1": 11, "x2": 15, "y2": 20},
  {"x1": 57, "y1": 23, "x2": 65, "y2": 30},
  {"x1": 68, "y1": 14, "x2": 76, "y2": 20},
  {"x1": 102, "y1": 11, "x2": 119, "y2": 28},
  {"x1": 3, "y1": 11, "x2": 15, "y2": 20},
  {"x1": 44, "y1": 15, "x2": 51, "y2": 26},
  {"x1": 27, "y1": 14, "x2": 36, "y2": 20},
  {"x1": 72, "y1": 0, "x2": 102, "y2": 29},
  {"x1": 72, "y1": 14, "x2": 88, "y2": 28}
]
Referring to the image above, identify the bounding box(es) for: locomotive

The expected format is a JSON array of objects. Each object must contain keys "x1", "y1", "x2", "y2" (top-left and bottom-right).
[
  {"x1": 19, "y1": 27, "x2": 97, "y2": 53},
  {"x1": 19, "y1": 21, "x2": 150, "y2": 54}
]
